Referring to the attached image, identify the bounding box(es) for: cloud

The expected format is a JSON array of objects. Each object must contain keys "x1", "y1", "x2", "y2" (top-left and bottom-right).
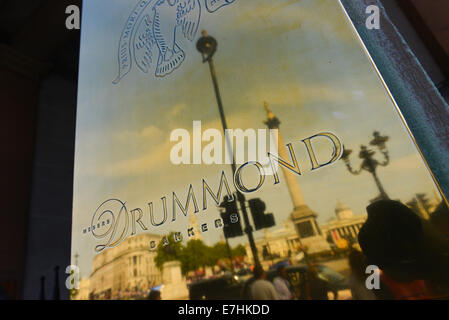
[
  {"x1": 244, "y1": 82, "x2": 353, "y2": 108},
  {"x1": 114, "y1": 125, "x2": 163, "y2": 143},
  {"x1": 385, "y1": 153, "x2": 427, "y2": 172},
  {"x1": 95, "y1": 142, "x2": 172, "y2": 177},
  {"x1": 229, "y1": 0, "x2": 355, "y2": 42},
  {"x1": 169, "y1": 103, "x2": 187, "y2": 118},
  {"x1": 90, "y1": 105, "x2": 261, "y2": 177}
]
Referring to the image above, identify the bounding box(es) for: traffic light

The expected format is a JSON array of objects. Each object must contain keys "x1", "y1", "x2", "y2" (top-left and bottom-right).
[
  {"x1": 248, "y1": 198, "x2": 275, "y2": 230},
  {"x1": 219, "y1": 195, "x2": 243, "y2": 238}
]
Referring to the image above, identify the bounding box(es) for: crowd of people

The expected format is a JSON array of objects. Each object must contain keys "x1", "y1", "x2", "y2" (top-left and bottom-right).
[
  {"x1": 240, "y1": 200, "x2": 449, "y2": 300},
  {"x1": 106, "y1": 199, "x2": 449, "y2": 301},
  {"x1": 135, "y1": 199, "x2": 449, "y2": 301},
  {"x1": 90, "y1": 286, "x2": 150, "y2": 300},
  {"x1": 241, "y1": 264, "x2": 335, "y2": 300}
]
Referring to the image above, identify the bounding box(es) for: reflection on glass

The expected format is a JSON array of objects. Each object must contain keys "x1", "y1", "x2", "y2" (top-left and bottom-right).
[{"x1": 71, "y1": 0, "x2": 449, "y2": 300}]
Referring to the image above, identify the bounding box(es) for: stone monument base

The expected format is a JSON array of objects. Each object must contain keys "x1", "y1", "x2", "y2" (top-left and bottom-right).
[
  {"x1": 300, "y1": 235, "x2": 331, "y2": 254},
  {"x1": 160, "y1": 261, "x2": 189, "y2": 300}
]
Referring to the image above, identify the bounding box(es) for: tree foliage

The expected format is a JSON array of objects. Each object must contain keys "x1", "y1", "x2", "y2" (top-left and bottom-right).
[
  {"x1": 154, "y1": 236, "x2": 247, "y2": 275},
  {"x1": 154, "y1": 232, "x2": 184, "y2": 270},
  {"x1": 232, "y1": 244, "x2": 246, "y2": 257}
]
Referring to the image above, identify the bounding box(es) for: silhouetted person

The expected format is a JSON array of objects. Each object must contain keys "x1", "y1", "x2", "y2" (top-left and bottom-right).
[
  {"x1": 431, "y1": 202, "x2": 449, "y2": 239},
  {"x1": 148, "y1": 289, "x2": 161, "y2": 300},
  {"x1": 347, "y1": 249, "x2": 378, "y2": 300},
  {"x1": 241, "y1": 276, "x2": 256, "y2": 300},
  {"x1": 358, "y1": 200, "x2": 449, "y2": 298},
  {"x1": 273, "y1": 266, "x2": 295, "y2": 300},
  {"x1": 250, "y1": 265, "x2": 279, "y2": 300},
  {"x1": 306, "y1": 266, "x2": 329, "y2": 300}
]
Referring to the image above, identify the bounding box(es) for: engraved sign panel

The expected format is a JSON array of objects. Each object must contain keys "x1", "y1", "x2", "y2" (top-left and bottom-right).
[{"x1": 72, "y1": 0, "x2": 449, "y2": 300}]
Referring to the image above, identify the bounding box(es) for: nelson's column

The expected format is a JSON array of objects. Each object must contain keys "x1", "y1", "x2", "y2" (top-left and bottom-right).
[{"x1": 263, "y1": 102, "x2": 330, "y2": 254}]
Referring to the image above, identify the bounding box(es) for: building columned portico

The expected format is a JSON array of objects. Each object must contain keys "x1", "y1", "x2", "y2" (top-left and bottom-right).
[
  {"x1": 321, "y1": 201, "x2": 367, "y2": 248},
  {"x1": 86, "y1": 233, "x2": 163, "y2": 299},
  {"x1": 245, "y1": 201, "x2": 367, "y2": 264}
]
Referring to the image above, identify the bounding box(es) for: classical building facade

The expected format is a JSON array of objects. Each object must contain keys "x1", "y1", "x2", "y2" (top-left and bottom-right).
[
  {"x1": 75, "y1": 278, "x2": 90, "y2": 300},
  {"x1": 244, "y1": 218, "x2": 302, "y2": 264},
  {"x1": 87, "y1": 233, "x2": 162, "y2": 299},
  {"x1": 76, "y1": 211, "x2": 204, "y2": 299},
  {"x1": 245, "y1": 201, "x2": 367, "y2": 263},
  {"x1": 320, "y1": 201, "x2": 367, "y2": 249}
]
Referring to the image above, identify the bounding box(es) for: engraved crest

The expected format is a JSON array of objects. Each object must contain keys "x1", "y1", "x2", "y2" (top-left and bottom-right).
[{"x1": 113, "y1": 0, "x2": 236, "y2": 84}]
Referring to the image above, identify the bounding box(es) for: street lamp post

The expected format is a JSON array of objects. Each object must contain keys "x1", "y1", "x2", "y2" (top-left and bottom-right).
[
  {"x1": 196, "y1": 30, "x2": 262, "y2": 269},
  {"x1": 341, "y1": 131, "x2": 390, "y2": 201}
]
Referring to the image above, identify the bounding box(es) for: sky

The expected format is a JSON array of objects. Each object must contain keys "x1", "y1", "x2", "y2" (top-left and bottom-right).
[{"x1": 72, "y1": 0, "x2": 443, "y2": 278}]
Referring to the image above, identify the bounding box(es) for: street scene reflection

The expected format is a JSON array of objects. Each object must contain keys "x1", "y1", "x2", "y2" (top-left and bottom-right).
[
  {"x1": 71, "y1": 0, "x2": 449, "y2": 300},
  {"x1": 72, "y1": 195, "x2": 448, "y2": 300}
]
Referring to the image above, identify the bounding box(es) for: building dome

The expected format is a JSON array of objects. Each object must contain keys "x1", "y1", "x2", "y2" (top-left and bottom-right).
[{"x1": 335, "y1": 200, "x2": 354, "y2": 220}]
